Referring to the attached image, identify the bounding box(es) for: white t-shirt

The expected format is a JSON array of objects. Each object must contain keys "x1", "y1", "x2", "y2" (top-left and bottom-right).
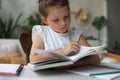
[{"x1": 32, "y1": 25, "x2": 82, "y2": 51}]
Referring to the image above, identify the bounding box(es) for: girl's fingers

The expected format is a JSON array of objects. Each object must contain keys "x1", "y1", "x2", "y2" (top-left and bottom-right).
[
  {"x1": 63, "y1": 41, "x2": 80, "y2": 56},
  {"x1": 71, "y1": 42, "x2": 80, "y2": 47},
  {"x1": 71, "y1": 46, "x2": 79, "y2": 53},
  {"x1": 71, "y1": 42, "x2": 80, "y2": 53}
]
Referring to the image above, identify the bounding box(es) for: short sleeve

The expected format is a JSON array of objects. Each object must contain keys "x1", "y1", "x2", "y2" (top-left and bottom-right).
[
  {"x1": 32, "y1": 25, "x2": 45, "y2": 41},
  {"x1": 75, "y1": 29, "x2": 82, "y2": 40}
]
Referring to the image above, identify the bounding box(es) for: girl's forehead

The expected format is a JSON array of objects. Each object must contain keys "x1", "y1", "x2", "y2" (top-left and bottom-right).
[{"x1": 46, "y1": 6, "x2": 70, "y2": 16}]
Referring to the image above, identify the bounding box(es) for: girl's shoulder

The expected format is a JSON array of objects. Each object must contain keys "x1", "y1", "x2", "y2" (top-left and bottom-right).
[
  {"x1": 70, "y1": 28, "x2": 82, "y2": 35},
  {"x1": 32, "y1": 25, "x2": 49, "y2": 40},
  {"x1": 32, "y1": 25, "x2": 48, "y2": 31},
  {"x1": 69, "y1": 28, "x2": 83, "y2": 41}
]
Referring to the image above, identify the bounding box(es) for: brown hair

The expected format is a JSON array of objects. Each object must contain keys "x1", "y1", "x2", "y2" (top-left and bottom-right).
[{"x1": 38, "y1": 0, "x2": 70, "y2": 17}]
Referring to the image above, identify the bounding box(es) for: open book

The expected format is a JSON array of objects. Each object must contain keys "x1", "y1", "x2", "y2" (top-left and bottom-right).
[
  {"x1": 0, "y1": 64, "x2": 24, "y2": 76},
  {"x1": 27, "y1": 45, "x2": 107, "y2": 71}
]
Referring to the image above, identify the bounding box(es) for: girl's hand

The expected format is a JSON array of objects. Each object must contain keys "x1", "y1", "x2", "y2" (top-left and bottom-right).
[{"x1": 62, "y1": 41, "x2": 80, "y2": 56}]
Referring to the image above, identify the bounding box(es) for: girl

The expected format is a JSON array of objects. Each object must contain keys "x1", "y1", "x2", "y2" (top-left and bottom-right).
[{"x1": 30, "y1": 0, "x2": 100, "y2": 68}]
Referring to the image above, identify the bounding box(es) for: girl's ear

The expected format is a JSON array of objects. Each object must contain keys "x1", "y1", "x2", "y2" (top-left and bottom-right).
[{"x1": 41, "y1": 16, "x2": 48, "y2": 24}]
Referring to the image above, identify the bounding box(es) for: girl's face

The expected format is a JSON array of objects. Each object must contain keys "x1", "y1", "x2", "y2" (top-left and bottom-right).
[{"x1": 42, "y1": 6, "x2": 70, "y2": 33}]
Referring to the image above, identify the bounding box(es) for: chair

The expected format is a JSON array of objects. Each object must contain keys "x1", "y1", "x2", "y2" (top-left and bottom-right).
[{"x1": 19, "y1": 32, "x2": 32, "y2": 63}]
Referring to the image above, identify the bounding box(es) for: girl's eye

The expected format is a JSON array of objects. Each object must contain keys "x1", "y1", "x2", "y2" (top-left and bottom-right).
[
  {"x1": 64, "y1": 15, "x2": 70, "y2": 19},
  {"x1": 53, "y1": 19, "x2": 59, "y2": 22}
]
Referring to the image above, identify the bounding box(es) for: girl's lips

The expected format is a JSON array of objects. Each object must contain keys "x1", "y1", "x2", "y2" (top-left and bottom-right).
[{"x1": 60, "y1": 27, "x2": 67, "y2": 30}]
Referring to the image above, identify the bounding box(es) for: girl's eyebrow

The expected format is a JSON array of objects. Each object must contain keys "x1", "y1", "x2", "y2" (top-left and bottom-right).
[
  {"x1": 64, "y1": 14, "x2": 70, "y2": 18},
  {"x1": 52, "y1": 14, "x2": 70, "y2": 19},
  {"x1": 49, "y1": 13, "x2": 70, "y2": 20},
  {"x1": 49, "y1": 16, "x2": 60, "y2": 20}
]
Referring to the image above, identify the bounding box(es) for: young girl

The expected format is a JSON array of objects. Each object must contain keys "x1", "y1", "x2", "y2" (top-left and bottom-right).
[{"x1": 30, "y1": 0, "x2": 100, "y2": 68}]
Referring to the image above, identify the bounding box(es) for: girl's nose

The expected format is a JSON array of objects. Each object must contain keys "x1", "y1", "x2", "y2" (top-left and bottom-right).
[{"x1": 60, "y1": 19, "x2": 66, "y2": 26}]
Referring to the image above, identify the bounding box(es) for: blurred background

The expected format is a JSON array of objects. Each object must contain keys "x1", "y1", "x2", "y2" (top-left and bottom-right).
[{"x1": 0, "y1": 0, "x2": 120, "y2": 55}]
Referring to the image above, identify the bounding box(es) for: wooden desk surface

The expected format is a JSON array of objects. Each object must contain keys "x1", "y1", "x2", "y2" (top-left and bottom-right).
[{"x1": 1, "y1": 66, "x2": 120, "y2": 80}]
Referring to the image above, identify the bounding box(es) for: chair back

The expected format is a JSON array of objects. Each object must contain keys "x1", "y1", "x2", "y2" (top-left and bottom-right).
[{"x1": 19, "y1": 32, "x2": 32, "y2": 63}]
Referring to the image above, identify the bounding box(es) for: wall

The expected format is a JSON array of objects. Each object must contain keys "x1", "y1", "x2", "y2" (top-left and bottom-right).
[
  {"x1": 0, "y1": 0, "x2": 38, "y2": 22},
  {"x1": 0, "y1": 0, "x2": 107, "y2": 44},
  {"x1": 69, "y1": 0, "x2": 107, "y2": 45},
  {"x1": 107, "y1": 0, "x2": 120, "y2": 49}
]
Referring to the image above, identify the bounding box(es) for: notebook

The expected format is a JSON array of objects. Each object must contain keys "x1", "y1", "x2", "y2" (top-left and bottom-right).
[
  {"x1": 67, "y1": 65, "x2": 120, "y2": 80},
  {"x1": 0, "y1": 64, "x2": 24, "y2": 76}
]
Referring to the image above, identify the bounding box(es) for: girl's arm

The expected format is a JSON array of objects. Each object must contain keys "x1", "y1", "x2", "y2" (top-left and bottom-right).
[
  {"x1": 78, "y1": 34, "x2": 91, "y2": 46},
  {"x1": 30, "y1": 32, "x2": 55, "y2": 62},
  {"x1": 53, "y1": 35, "x2": 90, "y2": 56},
  {"x1": 55, "y1": 35, "x2": 100, "y2": 69},
  {"x1": 53, "y1": 35, "x2": 91, "y2": 56},
  {"x1": 76, "y1": 34, "x2": 101, "y2": 65}
]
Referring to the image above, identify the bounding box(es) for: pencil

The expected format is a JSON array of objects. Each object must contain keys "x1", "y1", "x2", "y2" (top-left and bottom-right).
[{"x1": 90, "y1": 71, "x2": 120, "y2": 76}]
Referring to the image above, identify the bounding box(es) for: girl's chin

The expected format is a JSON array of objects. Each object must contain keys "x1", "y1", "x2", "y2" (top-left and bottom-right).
[
  {"x1": 57, "y1": 29, "x2": 68, "y2": 33},
  {"x1": 53, "y1": 28, "x2": 68, "y2": 33},
  {"x1": 60, "y1": 28, "x2": 68, "y2": 33},
  {"x1": 54, "y1": 30, "x2": 67, "y2": 33}
]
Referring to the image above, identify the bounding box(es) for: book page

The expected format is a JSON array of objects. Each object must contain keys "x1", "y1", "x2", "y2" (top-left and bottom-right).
[
  {"x1": 32, "y1": 49, "x2": 70, "y2": 64},
  {"x1": 69, "y1": 45, "x2": 107, "y2": 62},
  {"x1": 0, "y1": 64, "x2": 21, "y2": 75}
]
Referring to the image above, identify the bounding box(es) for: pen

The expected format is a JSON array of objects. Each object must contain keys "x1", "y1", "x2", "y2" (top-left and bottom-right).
[
  {"x1": 67, "y1": 51, "x2": 76, "y2": 56},
  {"x1": 16, "y1": 64, "x2": 24, "y2": 76},
  {"x1": 90, "y1": 71, "x2": 120, "y2": 76}
]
